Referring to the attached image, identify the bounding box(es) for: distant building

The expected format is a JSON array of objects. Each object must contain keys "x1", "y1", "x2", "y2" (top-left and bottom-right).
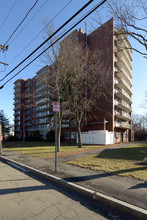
[
  {"x1": 4, "y1": 124, "x2": 14, "y2": 139},
  {"x1": 14, "y1": 66, "x2": 54, "y2": 140},
  {"x1": 14, "y1": 18, "x2": 133, "y2": 144}
]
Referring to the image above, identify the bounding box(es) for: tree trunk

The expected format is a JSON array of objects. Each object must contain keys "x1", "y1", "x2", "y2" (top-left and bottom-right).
[{"x1": 77, "y1": 120, "x2": 82, "y2": 147}]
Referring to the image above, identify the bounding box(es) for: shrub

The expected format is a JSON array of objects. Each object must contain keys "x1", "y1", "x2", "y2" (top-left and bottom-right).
[
  {"x1": 5, "y1": 135, "x2": 19, "y2": 142},
  {"x1": 29, "y1": 130, "x2": 43, "y2": 141},
  {"x1": 46, "y1": 130, "x2": 55, "y2": 142}
]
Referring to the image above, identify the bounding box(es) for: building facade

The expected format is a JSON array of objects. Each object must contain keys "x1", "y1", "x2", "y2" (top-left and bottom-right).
[
  {"x1": 61, "y1": 18, "x2": 133, "y2": 144},
  {"x1": 14, "y1": 66, "x2": 54, "y2": 140},
  {"x1": 14, "y1": 18, "x2": 133, "y2": 144}
]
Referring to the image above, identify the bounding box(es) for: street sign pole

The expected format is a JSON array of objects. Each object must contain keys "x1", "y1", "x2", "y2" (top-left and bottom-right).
[
  {"x1": 0, "y1": 124, "x2": 3, "y2": 155},
  {"x1": 53, "y1": 101, "x2": 60, "y2": 173},
  {"x1": 55, "y1": 112, "x2": 57, "y2": 173}
]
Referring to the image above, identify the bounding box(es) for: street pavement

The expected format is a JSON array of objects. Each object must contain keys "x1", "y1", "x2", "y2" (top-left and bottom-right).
[{"x1": 0, "y1": 161, "x2": 108, "y2": 220}]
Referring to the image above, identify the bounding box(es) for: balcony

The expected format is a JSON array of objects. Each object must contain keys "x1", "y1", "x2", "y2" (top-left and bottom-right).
[
  {"x1": 35, "y1": 91, "x2": 50, "y2": 100},
  {"x1": 15, "y1": 123, "x2": 20, "y2": 127},
  {"x1": 36, "y1": 70, "x2": 50, "y2": 79},
  {"x1": 117, "y1": 37, "x2": 132, "y2": 61},
  {"x1": 14, "y1": 88, "x2": 21, "y2": 94},
  {"x1": 62, "y1": 124, "x2": 69, "y2": 128},
  {"x1": 36, "y1": 97, "x2": 50, "y2": 105},
  {"x1": 25, "y1": 87, "x2": 31, "y2": 93},
  {"x1": 14, "y1": 117, "x2": 20, "y2": 121},
  {"x1": 14, "y1": 111, "x2": 21, "y2": 116},
  {"x1": 28, "y1": 127, "x2": 50, "y2": 132},
  {"x1": 115, "y1": 99, "x2": 132, "y2": 113},
  {"x1": 14, "y1": 82, "x2": 21, "y2": 89},
  {"x1": 116, "y1": 58, "x2": 132, "y2": 81},
  {"x1": 115, "y1": 110, "x2": 132, "y2": 121},
  {"x1": 25, "y1": 111, "x2": 33, "y2": 115},
  {"x1": 115, "y1": 121, "x2": 132, "y2": 129},
  {"x1": 38, "y1": 119, "x2": 50, "y2": 124},
  {"x1": 14, "y1": 94, "x2": 21, "y2": 100},
  {"x1": 117, "y1": 56, "x2": 132, "y2": 77},
  {"x1": 25, "y1": 122, "x2": 32, "y2": 126},
  {"x1": 25, "y1": 93, "x2": 32, "y2": 98},
  {"x1": 15, "y1": 128, "x2": 20, "y2": 132},
  {"x1": 117, "y1": 47, "x2": 132, "y2": 70},
  {"x1": 25, "y1": 80, "x2": 32, "y2": 87},
  {"x1": 115, "y1": 88, "x2": 132, "y2": 104},
  {"x1": 14, "y1": 105, "x2": 21, "y2": 110},
  {"x1": 14, "y1": 100, "x2": 21, "y2": 105},
  {"x1": 36, "y1": 84, "x2": 49, "y2": 93},
  {"x1": 115, "y1": 78, "x2": 132, "y2": 96},
  {"x1": 36, "y1": 106, "x2": 49, "y2": 112}
]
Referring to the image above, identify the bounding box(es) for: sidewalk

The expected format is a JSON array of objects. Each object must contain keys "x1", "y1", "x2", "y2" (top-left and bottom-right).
[{"x1": 1, "y1": 143, "x2": 147, "y2": 214}]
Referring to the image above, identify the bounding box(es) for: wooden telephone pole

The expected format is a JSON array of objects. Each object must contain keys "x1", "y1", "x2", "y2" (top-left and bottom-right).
[
  {"x1": 0, "y1": 124, "x2": 3, "y2": 155},
  {"x1": 0, "y1": 44, "x2": 8, "y2": 52},
  {"x1": 0, "y1": 44, "x2": 8, "y2": 66}
]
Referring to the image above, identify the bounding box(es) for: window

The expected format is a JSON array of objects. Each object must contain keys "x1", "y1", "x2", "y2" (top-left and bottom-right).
[
  {"x1": 71, "y1": 132, "x2": 76, "y2": 139},
  {"x1": 65, "y1": 132, "x2": 69, "y2": 139}
]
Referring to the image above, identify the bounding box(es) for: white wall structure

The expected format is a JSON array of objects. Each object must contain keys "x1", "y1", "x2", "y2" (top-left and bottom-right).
[{"x1": 79, "y1": 130, "x2": 114, "y2": 145}]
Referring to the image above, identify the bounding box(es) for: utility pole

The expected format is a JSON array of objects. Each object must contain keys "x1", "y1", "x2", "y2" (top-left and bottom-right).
[
  {"x1": 0, "y1": 124, "x2": 3, "y2": 155},
  {"x1": 0, "y1": 61, "x2": 8, "y2": 66},
  {"x1": 0, "y1": 44, "x2": 8, "y2": 52},
  {"x1": 85, "y1": 22, "x2": 87, "y2": 126},
  {"x1": 0, "y1": 44, "x2": 8, "y2": 66}
]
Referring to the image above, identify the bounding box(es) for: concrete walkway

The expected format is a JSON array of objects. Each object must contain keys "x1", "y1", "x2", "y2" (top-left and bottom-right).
[
  {"x1": 1, "y1": 142, "x2": 147, "y2": 212},
  {"x1": 0, "y1": 161, "x2": 109, "y2": 220}
]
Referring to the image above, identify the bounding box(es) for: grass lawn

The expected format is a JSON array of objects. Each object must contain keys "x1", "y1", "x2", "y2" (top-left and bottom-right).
[
  {"x1": 3, "y1": 141, "x2": 102, "y2": 158},
  {"x1": 68, "y1": 143, "x2": 147, "y2": 181}
]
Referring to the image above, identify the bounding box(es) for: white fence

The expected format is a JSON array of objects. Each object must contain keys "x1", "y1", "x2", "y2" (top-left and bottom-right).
[{"x1": 79, "y1": 130, "x2": 114, "y2": 145}]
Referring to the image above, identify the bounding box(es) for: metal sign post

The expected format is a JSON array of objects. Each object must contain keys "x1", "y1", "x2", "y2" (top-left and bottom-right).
[
  {"x1": 53, "y1": 102, "x2": 60, "y2": 173},
  {"x1": 0, "y1": 124, "x2": 3, "y2": 155},
  {"x1": 55, "y1": 112, "x2": 57, "y2": 173}
]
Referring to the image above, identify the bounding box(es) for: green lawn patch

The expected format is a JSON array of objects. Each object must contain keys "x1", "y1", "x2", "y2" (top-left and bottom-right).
[
  {"x1": 68, "y1": 143, "x2": 147, "y2": 181},
  {"x1": 3, "y1": 141, "x2": 102, "y2": 158}
]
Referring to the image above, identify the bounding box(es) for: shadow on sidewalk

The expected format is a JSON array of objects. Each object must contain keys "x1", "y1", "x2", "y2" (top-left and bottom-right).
[
  {"x1": 129, "y1": 182, "x2": 147, "y2": 190},
  {"x1": 63, "y1": 166, "x2": 147, "y2": 182},
  {"x1": 0, "y1": 185, "x2": 49, "y2": 195}
]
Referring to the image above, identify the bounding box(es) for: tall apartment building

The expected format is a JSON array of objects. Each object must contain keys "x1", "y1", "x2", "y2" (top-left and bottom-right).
[
  {"x1": 14, "y1": 18, "x2": 133, "y2": 144},
  {"x1": 61, "y1": 18, "x2": 133, "y2": 144},
  {"x1": 14, "y1": 66, "x2": 54, "y2": 139}
]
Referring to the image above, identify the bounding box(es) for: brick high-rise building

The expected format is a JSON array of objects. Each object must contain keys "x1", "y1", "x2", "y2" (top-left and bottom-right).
[
  {"x1": 14, "y1": 66, "x2": 54, "y2": 140},
  {"x1": 14, "y1": 18, "x2": 133, "y2": 144},
  {"x1": 61, "y1": 18, "x2": 133, "y2": 144}
]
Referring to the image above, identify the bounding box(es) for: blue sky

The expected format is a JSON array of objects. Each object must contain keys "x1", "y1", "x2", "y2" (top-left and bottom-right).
[{"x1": 0, "y1": 0, "x2": 146, "y2": 123}]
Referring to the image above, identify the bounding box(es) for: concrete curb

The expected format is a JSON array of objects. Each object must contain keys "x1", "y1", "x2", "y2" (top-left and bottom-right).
[{"x1": 1, "y1": 156, "x2": 147, "y2": 220}]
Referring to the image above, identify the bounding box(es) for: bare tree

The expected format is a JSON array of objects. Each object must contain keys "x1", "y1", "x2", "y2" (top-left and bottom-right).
[
  {"x1": 140, "y1": 90, "x2": 147, "y2": 112},
  {"x1": 42, "y1": 22, "x2": 111, "y2": 148},
  {"x1": 132, "y1": 113, "x2": 147, "y2": 140},
  {"x1": 93, "y1": 0, "x2": 147, "y2": 58},
  {"x1": 63, "y1": 44, "x2": 110, "y2": 147},
  {"x1": 41, "y1": 24, "x2": 79, "y2": 151}
]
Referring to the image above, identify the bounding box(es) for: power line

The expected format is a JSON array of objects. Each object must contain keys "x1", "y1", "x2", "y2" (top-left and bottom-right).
[
  {"x1": 8, "y1": 0, "x2": 50, "y2": 46},
  {"x1": 0, "y1": 0, "x2": 18, "y2": 32},
  {"x1": 0, "y1": 0, "x2": 95, "y2": 82},
  {"x1": 8, "y1": 0, "x2": 72, "y2": 66},
  {"x1": 5, "y1": 0, "x2": 39, "y2": 46},
  {"x1": 0, "y1": 0, "x2": 107, "y2": 89}
]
